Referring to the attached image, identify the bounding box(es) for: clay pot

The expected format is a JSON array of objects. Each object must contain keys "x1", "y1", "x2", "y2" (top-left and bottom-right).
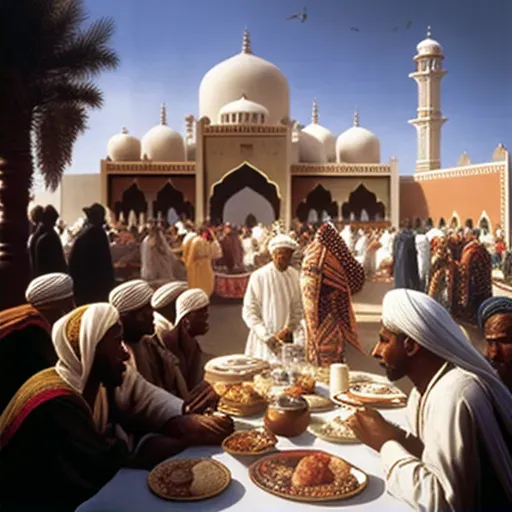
[{"x1": 264, "y1": 395, "x2": 310, "y2": 437}]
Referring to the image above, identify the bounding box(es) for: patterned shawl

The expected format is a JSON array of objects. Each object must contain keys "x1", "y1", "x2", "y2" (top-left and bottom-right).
[{"x1": 301, "y1": 223, "x2": 365, "y2": 366}]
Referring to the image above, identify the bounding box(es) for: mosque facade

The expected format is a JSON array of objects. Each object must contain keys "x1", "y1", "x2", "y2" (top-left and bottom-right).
[
  {"x1": 44, "y1": 28, "x2": 510, "y2": 242},
  {"x1": 99, "y1": 29, "x2": 399, "y2": 230}
]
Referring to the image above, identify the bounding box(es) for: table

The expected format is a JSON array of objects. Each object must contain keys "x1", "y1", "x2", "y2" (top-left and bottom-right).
[{"x1": 77, "y1": 386, "x2": 411, "y2": 512}]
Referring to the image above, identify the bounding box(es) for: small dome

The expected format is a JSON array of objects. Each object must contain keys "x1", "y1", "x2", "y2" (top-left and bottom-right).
[
  {"x1": 336, "y1": 110, "x2": 380, "y2": 164},
  {"x1": 141, "y1": 105, "x2": 185, "y2": 162},
  {"x1": 219, "y1": 94, "x2": 269, "y2": 124},
  {"x1": 107, "y1": 128, "x2": 141, "y2": 162},
  {"x1": 299, "y1": 130, "x2": 327, "y2": 163},
  {"x1": 199, "y1": 29, "x2": 289, "y2": 124},
  {"x1": 417, "y1": 26, "x2": 443, "y2": 56},
  {"x1": 302, "y1": 99, "x2": 336, "y2": 161}
]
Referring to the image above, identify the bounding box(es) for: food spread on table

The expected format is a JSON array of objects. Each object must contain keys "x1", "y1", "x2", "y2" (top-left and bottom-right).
[
  {"x1": 249, "y1": 450, "x2": 367, "y2": 501},
  {"x1": 308, "y1": 416, "x2": 359, "y2": 443},
  {"x1": 148, "y1": 458, "x2": 231, "y2": 501},
  {"x1": 302, "y1": 394, "x2": 335, "y2": 413},
  {"x1": 217, "y1": 382, "x2": 267, "y2": 416},
  {"x1": 204, "y1": 355, "x2": 270, "y2": 384},
  {"x1": 222, "y1": 428, "x2": 278, "y2": 455}
]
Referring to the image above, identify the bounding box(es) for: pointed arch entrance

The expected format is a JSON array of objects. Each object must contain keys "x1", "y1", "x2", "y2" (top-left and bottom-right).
[
  {"x1": 341, "y1": 184, "x2": 385, "y2": 221},
  {"x1": 209, "y1": 163, "x2": 280, "y2": 225},
  {"x1": 114, "y1": 183, "x2": 147, "y2": 221},
  {"x1": 153, "y1": 181, "x2": 194, "y2": 221},
  {"x1": 296, "y1": 184, "x2": 339, "y2": 223}
]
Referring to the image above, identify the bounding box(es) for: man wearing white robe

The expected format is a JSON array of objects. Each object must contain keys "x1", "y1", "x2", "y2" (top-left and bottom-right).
[
  {"x1": 347, "y1": 289, "x2": 512, "y2": 511},
  {"x1": 415, "y1": 232, "x2": 431, "y2": 291},
  {"x1": 242, "y1": 234, "x2": 305, "y2": 362}
]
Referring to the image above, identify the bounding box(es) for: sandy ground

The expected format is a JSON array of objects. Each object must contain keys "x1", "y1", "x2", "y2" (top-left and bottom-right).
[{"x1": 199, "y1": 280, "x2": 507, "y2": 395}]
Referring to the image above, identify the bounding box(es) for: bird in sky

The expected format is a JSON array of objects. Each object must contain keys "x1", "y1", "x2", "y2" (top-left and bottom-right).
[
  {"x1": 406, "y1": 20, "x2": 413, "y2": 29},
  {"x1": 350, "y1": 27, "x2": 360, "y2": 32},
  {"x1": 287, "y1": 7, "x2": 307, "y2": 23}
]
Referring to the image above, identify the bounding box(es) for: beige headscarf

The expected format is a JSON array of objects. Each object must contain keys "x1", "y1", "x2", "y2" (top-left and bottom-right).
[
  {"x1": 26, "y1": 272, "x2": 74, "y2": 308},
  {"x1": 174, "y1": 288, "x2": 210, "y2": 326}
]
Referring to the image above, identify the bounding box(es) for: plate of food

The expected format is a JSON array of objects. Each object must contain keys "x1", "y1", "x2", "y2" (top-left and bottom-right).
[
  {"x1": 222, "y1": 428, "x2": 278, "y2": 456},
  {"x1": 333, "y1": 379, "x2": 407, "y2": 408},
  {"x1": 302, "y1": 394, "x2": 336, "y2": 413},
  {"x1": 249, "y1": 450, "x2": 367, "y2": 502},
  {"x1": 217, "y1": 382, "x2": 267, "y2": 416},
  {"x1": 308, "y1": 416, "x2": 359, "y2": 444},
  {"x1": 148, "y1": 458, "x2": 231, "y2": 501}
]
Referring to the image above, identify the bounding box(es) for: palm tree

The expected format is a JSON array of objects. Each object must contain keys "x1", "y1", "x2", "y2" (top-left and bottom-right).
[{"x1": 0, "y1": 0, "x2": 119, "y2": 308}]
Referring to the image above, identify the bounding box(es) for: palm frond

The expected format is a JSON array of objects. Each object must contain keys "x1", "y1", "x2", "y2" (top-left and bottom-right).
[
  {"x1": 49, "y1": 17, "x2": 119, "y2": 80},
  {"x1": 33, "y1": 102, "x2": 88, "y2": 191},
  {"x1": 38, "y1": 80, "x2": 104, "y2": 109}
]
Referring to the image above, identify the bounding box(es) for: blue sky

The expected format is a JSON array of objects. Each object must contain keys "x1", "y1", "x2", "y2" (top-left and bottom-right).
[{"x1": 62, "y1": 0, "x2": 511, "y2": 178}]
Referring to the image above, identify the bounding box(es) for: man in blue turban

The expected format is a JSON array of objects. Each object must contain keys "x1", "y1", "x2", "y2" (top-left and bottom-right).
[{"x1": 478, "y1": 296, "x2": 512, "y2": 391}]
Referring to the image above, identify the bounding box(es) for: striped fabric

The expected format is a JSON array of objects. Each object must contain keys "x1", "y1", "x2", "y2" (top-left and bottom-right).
[
  {"x1": 151, "y1": 281, "x2": 188, "y2": 310},
  {"x1": 109, "y1": 279, "x2": 153, "y2": 314},
  {"x1": 0, "y1": 368, "x2": 76, "y2": 448},
  {"x1": 0, "y1": 304, "x2": 50, "y2": 341},
  {"x1": 174, "y1": 288, "x2": 210, "y2": 325},
  {"x1": 301, "y1": 223, "x2": 365, "y2": 367},
  {"x1": 25, "y1": 273, "x2": 73, "y2": 307}
]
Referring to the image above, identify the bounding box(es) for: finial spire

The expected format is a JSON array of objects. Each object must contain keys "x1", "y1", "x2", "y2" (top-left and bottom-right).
[
  {"x1": 312, "y1": 98, "x2": 318, "y2": 124},
  {"x1": 353, "y1": 107, "x2": 360, "y2": 127},
  {"x1": 121, "y1": 127, "x2": 128, "y2": 134},
  {"x1": 426, "y1": 25, "x2": 432, "y2": 38},
  {"x1": 242, "y1": 28, "x2": 252, "y2": 54},
  {"x1": 160, "y1": 103, "x2": 167, "y2": 125}
]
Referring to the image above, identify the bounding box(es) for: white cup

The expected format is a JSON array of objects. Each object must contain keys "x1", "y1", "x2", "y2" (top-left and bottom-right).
[{"x1": 330, "y1": 363, "x2": 350, "y2": 398}]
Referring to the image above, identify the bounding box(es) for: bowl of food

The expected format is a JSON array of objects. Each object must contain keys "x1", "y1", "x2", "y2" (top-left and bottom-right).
[
  {"x1": 264, "y1": 394, "x2": 310, "y2": 437},
  {"x1": 217, "y1": 382, "x2": 267, "y2": 417},
  {"x1": 222, "y1": 428, "x2": 278, "y2": 456}
]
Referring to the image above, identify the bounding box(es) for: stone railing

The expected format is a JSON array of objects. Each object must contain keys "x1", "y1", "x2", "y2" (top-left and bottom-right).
[
  {"x1": 104, "y1": 162, "x2": 196, "y2": 174},
  {"x1": 291, "y1": 163, "x2": 392, "y2": 176}
]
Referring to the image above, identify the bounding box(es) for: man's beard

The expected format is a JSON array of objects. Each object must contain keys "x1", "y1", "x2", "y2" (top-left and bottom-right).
[{"x1": 379, "y1": 363, "x2": 405, "y2": 382}]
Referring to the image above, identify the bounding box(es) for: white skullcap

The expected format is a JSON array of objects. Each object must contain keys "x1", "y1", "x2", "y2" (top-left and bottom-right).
[
  {"x1": 174, "y1": 288, "x2": 210, "y2": 326},
  {"x1": 25, "y1": 273, "x2": 74, "y2": 307},
  {"x1": 109, "y1": 279, "x2": 153, "y2": 314},
  {"x1": 268, "y1": 234, "x2": 298, "y2": 255},
  {"x1": 151, "y1": 281, "x2": 188, "y2": 309}
]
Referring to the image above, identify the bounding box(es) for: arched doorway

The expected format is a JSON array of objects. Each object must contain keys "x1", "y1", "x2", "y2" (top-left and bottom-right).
[
  {"x1": 449, "y1": 211, "x2": 461, "y2": 230},
  {"x1": 223, "y1": 187, "x2": 275, "y2": 226},
  {"x1": 341, "y1": 184, "x2": 385, "y2": 221},
  {"x1": 114, "y1": 183, "x2": 147, "y2": 221},
  {"x1": 478, "y1": 211, "x2": 491, "y2": 233},
  {"x1": 209, "y1": 163, "x2": 280, "y2": 225},
  {"x1": 296, "y1": 184, "x2": 339, "y2": 223},
  {"x1": 153, "y1": 181, "x2": 194, "y2": 221},
  {"x1": 438, "y1": 217, "x2": 446, "y2": 229}
]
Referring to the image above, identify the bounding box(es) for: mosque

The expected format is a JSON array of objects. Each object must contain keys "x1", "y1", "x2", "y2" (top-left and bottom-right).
[{"x1": 44, "y1": 28, "x2": 510, "y2": 242}]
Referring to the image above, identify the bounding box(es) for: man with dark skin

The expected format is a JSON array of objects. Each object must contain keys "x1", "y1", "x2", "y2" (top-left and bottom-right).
[
  {"x1": 478, "y1": 296, "x2": 512, "y2": 392},
  {"x1": 346, "y1": 289, "x2": 512, "y2": 510}
]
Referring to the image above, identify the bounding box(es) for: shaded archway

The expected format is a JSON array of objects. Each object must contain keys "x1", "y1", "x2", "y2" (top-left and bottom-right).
[
  {"x1": 114, "y1": 183, "x2": 147, "y2": 221},
  {"x1": 153, "y1": 181, "x2": 194, "y2": 221},
  {"x1": 341, "y1": 184, "x2": 386, "y2": 221},
  {"x1": 223, "y1": 187, "x2": 275, "y2": 227},
  {"x1": 414, "y1": 217, "x2": 422, "y2": 230},
  {"x1": 426, "y1": 217, "x2": 434, "y2": 229},
  {"x1": 478, "y1": 211, "x2": 491, "y2": 233},
  {"x1": 438, "y1": 217, "x2": 446, "y2": 228},
  {"x1": 209, "y1": 163, "x2": 280, "y2": 225},
  {"x1": 295, "y1": 184, "x2": 339, "y2": 223}
]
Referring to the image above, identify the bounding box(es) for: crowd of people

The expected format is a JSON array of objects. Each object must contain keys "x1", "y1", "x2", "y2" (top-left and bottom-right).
[{"x1": 0, "y1": 201, "x2": 511, "y2": 510}]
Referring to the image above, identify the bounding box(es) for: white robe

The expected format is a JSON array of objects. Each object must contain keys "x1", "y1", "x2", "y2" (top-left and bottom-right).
[
  {"x1": 381, "y1": 363, "x2": 510, "y2": 511},
  {"x1": 354, "y1": 233, "x2": 369, "y2": 268},
  {"x1": 376, "y1": 231, "x2": 392, "y2": 270},
  {"x1": 242, "y1": 262, "x2": 305, "y2": 362},
  {"x1": 415, "y1": 234, "x2": 431, "y2": 289}
]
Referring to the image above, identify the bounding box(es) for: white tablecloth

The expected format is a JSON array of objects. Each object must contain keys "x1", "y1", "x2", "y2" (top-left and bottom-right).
[{"x1": 77, "y1": 387, "x2": 411, "y2": 512}]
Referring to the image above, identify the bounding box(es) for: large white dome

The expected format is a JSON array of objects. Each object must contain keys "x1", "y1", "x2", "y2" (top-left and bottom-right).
[
  {"x1": 299, "y1": 130, "x2": 327, "y2": 163},
  {"x1": 199, "y1": 30, "x2": 290, "y2": 124},
  {"x1": 336, "y1": 111, "x2": 380, "y2": 164},
  {"x1": 302, "y1": 99, "x2": 336, "y2": 161},
  {"x1": 141, "y1": 105, "x2": 185, "y2": 162},
  {"x1": 107, "y1": 128, "x2": 141, "y2": 162}
]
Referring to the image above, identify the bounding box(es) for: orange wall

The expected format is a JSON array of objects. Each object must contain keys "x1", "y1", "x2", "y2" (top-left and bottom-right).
[{"x1": 400, "y1": 172, "x2": 502, "y2": 227}]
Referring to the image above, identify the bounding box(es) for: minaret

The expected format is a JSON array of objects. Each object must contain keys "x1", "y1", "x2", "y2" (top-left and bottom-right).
[
  {"x1": 242, "y1": 28, "x2": 252, "y2": 54},
  {"x1": 312, "y1": 98, "x2": 319, "y2": 124},
  {"x1": 409, "y1": 26, "x2": 447, "y2": 172}
]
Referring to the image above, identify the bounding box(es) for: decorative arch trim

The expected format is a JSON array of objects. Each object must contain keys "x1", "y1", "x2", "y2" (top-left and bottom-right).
[
  {"x1": 449, "y1": 211, "x2": 461, "y2": 229},
  {"x1": 478, "y1": 210, "x2": 492, "y2": 232},
  {"x1": 295, "y1": 184, "x2": 339, "y2": 223},
  {"x1": 209, "y1": 162, "x2": 280, "y2": 225}
]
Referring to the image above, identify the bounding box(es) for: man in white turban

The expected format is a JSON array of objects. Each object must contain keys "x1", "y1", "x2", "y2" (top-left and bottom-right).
[
  {"x1": 151, "y1": 281, "x2": 188, "y2": 337},
  {"x1": 243, "y1": 233, "x2": 305, "y2": 362},
  {"x1": 347, "y1": 289, "x2": 512, "y2": 511},
  {"x1": 25, "y1": 272, "x2": 76, "y2": 327},
  {"x1": 0, "y1": 303, "x2": 233, "y2": 511}
]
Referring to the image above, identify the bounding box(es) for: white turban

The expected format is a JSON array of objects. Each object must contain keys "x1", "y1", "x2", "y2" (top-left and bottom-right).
[
  {"x1": 268, "y1": 234, "x2": 298, "y2": 255},
  {"x1": 382, "y1": 288, "x2": 512, "y2": 493},
  {"x1": 53, "y1": 303, "x2": 120, "y2": 393},
  {"x1": 174, "y1": 288, "x2": 209, "y2": 326},
  {"x1": 25, "y1": 273, "x2": 74, "y2": 307},
  {"x1": 151, "y1": 281, "x2": 188, "y2": 310},
  {"x1": 109, "y1": 279, "x2": 153, "y2": 314}
]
